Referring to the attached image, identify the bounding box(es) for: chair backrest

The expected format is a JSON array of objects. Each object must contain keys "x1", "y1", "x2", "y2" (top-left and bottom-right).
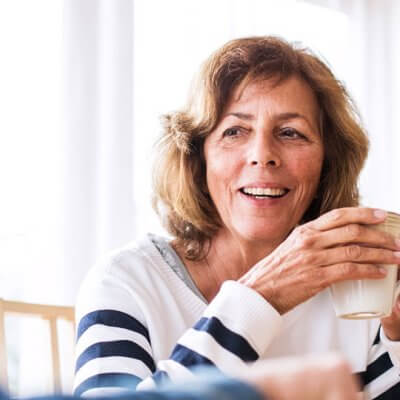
[{"x1": 0, "y1": 298, "x2": 75, "y2": 393}]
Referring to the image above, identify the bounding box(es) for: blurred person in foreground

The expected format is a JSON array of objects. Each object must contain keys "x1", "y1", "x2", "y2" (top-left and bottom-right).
[
  {"x1": 74, "y1": 36, "x2": 400, "y2": 399},
  {"x1": 7, "y1": 354, "x2": 360, "y2": 400}
]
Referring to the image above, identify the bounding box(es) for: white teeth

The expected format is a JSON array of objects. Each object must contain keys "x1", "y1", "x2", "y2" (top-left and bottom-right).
[{"x1": 243, "y1": 187, "x2": 286, "y2": 196}]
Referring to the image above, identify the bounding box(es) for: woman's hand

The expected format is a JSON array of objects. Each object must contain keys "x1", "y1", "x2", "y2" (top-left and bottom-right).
[
  {"x1": 380, "y1": 270, "x2": 400, "y2": 341},
  {"x1": 238, "y1": 207, "x2": 400, "y2": 314}
]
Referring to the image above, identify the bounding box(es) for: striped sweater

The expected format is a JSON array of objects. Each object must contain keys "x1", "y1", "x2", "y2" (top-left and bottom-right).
[{"x1": 74, "y1": 234, "x2": 400, "y2": 398}]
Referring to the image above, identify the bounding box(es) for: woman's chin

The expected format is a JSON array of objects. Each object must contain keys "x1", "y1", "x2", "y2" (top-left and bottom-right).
[{"x1": 234, "y1": 223, "x2": 291, "y2": 245}]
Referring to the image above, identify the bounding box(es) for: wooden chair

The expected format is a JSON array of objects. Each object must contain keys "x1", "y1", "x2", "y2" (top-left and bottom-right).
[{"x1": 0, "y1": 298, "x2": 75, "y2": 393}]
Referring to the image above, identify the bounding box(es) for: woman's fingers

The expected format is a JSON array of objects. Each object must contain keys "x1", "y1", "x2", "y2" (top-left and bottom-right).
[
  {"x1": 307, "y1": 207, "x2": 386, "y2": 232},
  {"x1": 312, "y1": 245, "x2": 400, "y2": 267},
  {"x1": 317, "y1": 263, "x2": 386, "y2": 287},
  {"x1": 301, "y1": 223, "x2": 400, "y2": 252}
]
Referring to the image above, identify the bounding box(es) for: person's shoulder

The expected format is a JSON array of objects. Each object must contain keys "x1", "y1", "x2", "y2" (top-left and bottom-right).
[
  {"x1": 82, "y1": 233, "x2": 172, "y2": 287},
  {"x1": 107, "y1": 234, "x2": 158, "y2": 270},
  {"x1": 75, "y1": 233, "x2": 173, "y2": 318}
]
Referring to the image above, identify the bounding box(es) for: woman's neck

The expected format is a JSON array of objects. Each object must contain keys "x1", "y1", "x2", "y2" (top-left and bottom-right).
[{"x1": 176, "y1": 230, "x2": 280, "y2": 303}]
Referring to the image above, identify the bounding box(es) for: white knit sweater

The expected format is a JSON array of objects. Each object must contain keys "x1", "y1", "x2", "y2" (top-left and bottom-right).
[{"x1": 73, "y1": 234, "x2": 400, "y2": 399}]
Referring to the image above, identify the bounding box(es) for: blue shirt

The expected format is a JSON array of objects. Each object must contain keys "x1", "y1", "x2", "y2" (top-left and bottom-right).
[{"x1": 0, "y1": 375, "x2": 263, "y2": 400}]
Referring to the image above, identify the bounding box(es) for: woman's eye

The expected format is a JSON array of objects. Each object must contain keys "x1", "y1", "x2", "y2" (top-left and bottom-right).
[
  {"x1": 279, "y1": 128, "x2": 306, "y2": 140},
  {"x1": 222, "y1": 127, "x2": 242, "y2": 138}
]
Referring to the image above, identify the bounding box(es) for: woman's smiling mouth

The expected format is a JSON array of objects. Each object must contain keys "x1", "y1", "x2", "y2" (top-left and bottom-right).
[{"x1": 239, "y1": 187, "x2": 290, "y2": 199}]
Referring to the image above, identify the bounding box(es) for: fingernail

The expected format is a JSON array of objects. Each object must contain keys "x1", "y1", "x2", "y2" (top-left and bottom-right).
[
  {"x1": 379, "y1": 267, "x2": 388, "y2": 274},
  {"x1": 374, "y1": 209, "x2": 387, "y2": 219},
  {"x1": 395, "y1": 251, "x2": 400, "y2": 258},
  {"x1": 396, "y1": 239, "x2": 400, "y2": 249}
]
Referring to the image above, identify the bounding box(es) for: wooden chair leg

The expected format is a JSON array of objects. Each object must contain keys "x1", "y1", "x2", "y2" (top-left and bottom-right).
[{"x1": 48, "y1": 317, "x2": 62, "y2": 393}]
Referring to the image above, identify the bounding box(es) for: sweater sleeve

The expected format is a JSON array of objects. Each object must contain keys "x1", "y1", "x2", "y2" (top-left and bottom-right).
[
  {"x1": 138, "y1": 281, "x2": 282, "y2": 390},
  {"x1": 73, "y1": 261, "x2": 281, "y2": 397}
]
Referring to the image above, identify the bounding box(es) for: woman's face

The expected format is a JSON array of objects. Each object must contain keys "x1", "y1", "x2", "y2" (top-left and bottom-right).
[{"x1": 204, "y1": 76, "x2": 324, "y2": 246}]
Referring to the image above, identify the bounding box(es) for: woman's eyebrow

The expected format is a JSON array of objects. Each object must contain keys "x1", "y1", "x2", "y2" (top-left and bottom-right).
[
  {"x1": 276, "y1": 112, "x2": 316, "y2": 130},
  {"x1": 225, "y1": 112, "x2": 254, "y2": 120},
  {"x1": 276, "y1": 112, "x2": 307, "y2": 121},
  {"x1": 225, "y1": 111, "x2": 314, "y2": 127}
]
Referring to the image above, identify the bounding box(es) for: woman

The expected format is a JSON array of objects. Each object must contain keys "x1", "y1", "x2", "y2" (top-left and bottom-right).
[{"x1": 73, "y1": 37, "x2": 400, "y2": 398}]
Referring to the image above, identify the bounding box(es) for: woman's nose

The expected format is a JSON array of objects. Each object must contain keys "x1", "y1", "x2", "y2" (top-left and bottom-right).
[{"x1": 247, "y1": 133, "x2": 281, "y2": 167}]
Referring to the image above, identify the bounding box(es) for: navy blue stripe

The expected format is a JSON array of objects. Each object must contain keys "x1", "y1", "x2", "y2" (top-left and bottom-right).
[
  {"x1": 357, "y1": 352, "x2": 393, "y2": 387},
  {"x1": 152, "y1": 370, "x2": 170, "y2": 386},
  {"x1": 73, "y1": 372, "x2": 141, "y2": 396},
  {"x1": 373, "y1": 326, "x2": 381, "y2": 345},
  {"x1": 77, "y1": 310, "x2": 150, "y2": 344},
  {"x1": 170, "y1": 344, "x2": 215, "y2": 369},
  {"x1": 75, "y1": 340, "x2": 156, "y2": 373},
  {"x1": 193, "y1": 317, "x2": 259, "y2": 362},
  {"x1": 375, "y1": 380, "x2": 400, "y2": 399}
]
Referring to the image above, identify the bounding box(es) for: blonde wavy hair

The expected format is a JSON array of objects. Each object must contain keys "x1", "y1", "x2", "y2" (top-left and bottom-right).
[{"x1": 152, "y1": 36, "x2": 369, "y2": 260}]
